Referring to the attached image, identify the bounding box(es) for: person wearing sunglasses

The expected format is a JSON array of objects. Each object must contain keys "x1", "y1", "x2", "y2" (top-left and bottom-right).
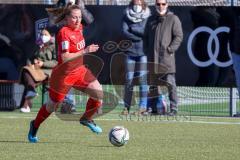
[{"x1": 144, "y1": 0, "x2": 183, "y2": 115}]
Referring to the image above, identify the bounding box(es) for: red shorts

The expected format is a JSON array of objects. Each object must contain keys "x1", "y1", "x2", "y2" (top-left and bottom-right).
[{"x1": 49, "y1": 65, "x2": 96, "y2": 103}]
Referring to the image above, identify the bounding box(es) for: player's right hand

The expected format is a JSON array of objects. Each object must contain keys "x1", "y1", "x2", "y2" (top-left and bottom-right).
[{"x1": 85, "y1": 44, "x2": 99, "y2": 53}]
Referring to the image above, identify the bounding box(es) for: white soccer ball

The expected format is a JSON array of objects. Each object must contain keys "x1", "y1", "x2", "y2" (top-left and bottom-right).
[{"x1": 109, "y1": 126, "x2": 129, "y2": 147}]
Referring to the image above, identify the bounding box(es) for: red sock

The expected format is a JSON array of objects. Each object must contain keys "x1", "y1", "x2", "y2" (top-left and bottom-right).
[
  {"x1": 34, "y1": 104, "x2": 51, "y2": 128},
  {"x1": 82, "y1": 98, "x2": 101, "y2": 120}
]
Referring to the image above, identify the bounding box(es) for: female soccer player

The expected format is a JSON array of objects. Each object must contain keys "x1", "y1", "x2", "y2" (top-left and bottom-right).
[{"x1": 28, "y1": 5, "x2": 103, "y2": 143}]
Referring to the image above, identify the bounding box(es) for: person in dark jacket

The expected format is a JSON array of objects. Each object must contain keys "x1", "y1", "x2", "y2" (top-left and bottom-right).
[
  {"x1": 228, "y1": 7, "x2": 240, "y2": 97},
  {"x1": 145, "y1": 0, "x2": 183, "y2": 115},
  {"x1": 121, "y1": 0, "x2": 151, "y2": 115}
]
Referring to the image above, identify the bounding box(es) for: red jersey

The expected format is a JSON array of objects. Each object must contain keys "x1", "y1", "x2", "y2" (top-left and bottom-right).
[
  {"x1": 57, "y1": 25, "x2": 85, "y2": 64},
  {"x1": 50, "y1": 25, "x2": 96, "y2": 102}
]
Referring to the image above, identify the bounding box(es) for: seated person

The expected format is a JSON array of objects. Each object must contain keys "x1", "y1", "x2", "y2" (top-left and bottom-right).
[{"x1": 19, "y1": 29, "x2": 57, "y2": 113}]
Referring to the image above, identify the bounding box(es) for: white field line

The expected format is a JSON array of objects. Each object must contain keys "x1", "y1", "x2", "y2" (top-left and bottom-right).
[{"x1": 1, "y1": 115, "x2": 240, "y2": 125}]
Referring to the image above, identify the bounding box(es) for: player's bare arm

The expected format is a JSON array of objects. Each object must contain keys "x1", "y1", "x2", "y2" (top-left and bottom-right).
[{"x1": 61, "y1": 44, "x2": 99, "y2": 62}]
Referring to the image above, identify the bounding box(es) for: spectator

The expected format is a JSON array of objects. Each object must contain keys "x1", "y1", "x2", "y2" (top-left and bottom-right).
[
  {"x1": 228, "y1": 7, "x2": 240, "y2": 97},
  {"x1": 0, "y1": 33, "x2": 23, "y2": 73},
  {"x1": 19, "y1": 29, "x2": 57, "y2": 113},
  {"x1": 121, "y1": 0, "x2": 150, "y2": 115},
  {"x1": 0, "y1": 5, "x2": 34, "y2": 68},
  {"x1": 144, "y1": 0, "x2": 183, "y2": 115}
]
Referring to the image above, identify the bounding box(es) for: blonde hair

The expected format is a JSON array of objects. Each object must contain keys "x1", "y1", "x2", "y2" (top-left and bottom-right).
[{"x1": 46, "y1": 4, "x2": 81, "y2": 24}]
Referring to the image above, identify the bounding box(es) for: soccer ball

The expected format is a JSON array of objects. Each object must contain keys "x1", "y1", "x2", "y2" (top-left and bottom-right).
[{"x1": 109, "y1": 126, "x2": 129, "y2": 147}]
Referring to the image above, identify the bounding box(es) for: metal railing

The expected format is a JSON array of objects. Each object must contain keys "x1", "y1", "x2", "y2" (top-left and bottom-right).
[
  {"x1": 0, "y1": 0, "x2": 240, "y2": 6},
  {"x1": 1, "y1": 80, "x2": 239, "y2": 116}
]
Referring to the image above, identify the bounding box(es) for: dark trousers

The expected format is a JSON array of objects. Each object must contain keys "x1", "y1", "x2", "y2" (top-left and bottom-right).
[
  {"x1": 19, "y1": 71, "x2": 39, "y2": 107},
  {"x1": 163, "y1": 74, "x2": 178, "y2": 110},
  {"x1": 148, "y1": 73, "x2": 178, "y2": 112}
]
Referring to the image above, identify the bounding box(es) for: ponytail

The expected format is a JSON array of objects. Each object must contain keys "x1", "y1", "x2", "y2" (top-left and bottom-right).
[{"x1": 46, "y1": 4, "x2": 81, "y2": 24}]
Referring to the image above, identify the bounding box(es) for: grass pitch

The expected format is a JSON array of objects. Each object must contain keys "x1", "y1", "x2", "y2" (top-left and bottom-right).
[{"x1": 0, "y1": 112, "x2": 240, "y2": 160}]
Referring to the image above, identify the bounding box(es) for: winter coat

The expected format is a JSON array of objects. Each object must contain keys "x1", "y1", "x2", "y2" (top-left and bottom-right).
[
  {"x1": 122, "y1": 7, "x2": 150, "y2": 57},
  {"x1": 144, "y1": 11, "x2": 183, "y2": 73},
  {"x1": 228, "y1": 8, "x2": 240, "y2": 55},
  {"x1": 33, "y1": 43, "x2": 57, "y2": 76}
]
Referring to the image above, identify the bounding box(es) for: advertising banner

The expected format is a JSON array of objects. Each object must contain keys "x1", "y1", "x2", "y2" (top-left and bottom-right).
[{"x1": 0, "y1": 5, "x2": 236, "y2": 87}]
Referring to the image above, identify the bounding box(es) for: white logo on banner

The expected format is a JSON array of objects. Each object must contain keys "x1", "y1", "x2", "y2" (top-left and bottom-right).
[
  {"x1": 35, "y1": 18, "x2": 49, "y2": 41},
  {"x1": 187, "y1": 26, "x2": 232, "y2": 67}
]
